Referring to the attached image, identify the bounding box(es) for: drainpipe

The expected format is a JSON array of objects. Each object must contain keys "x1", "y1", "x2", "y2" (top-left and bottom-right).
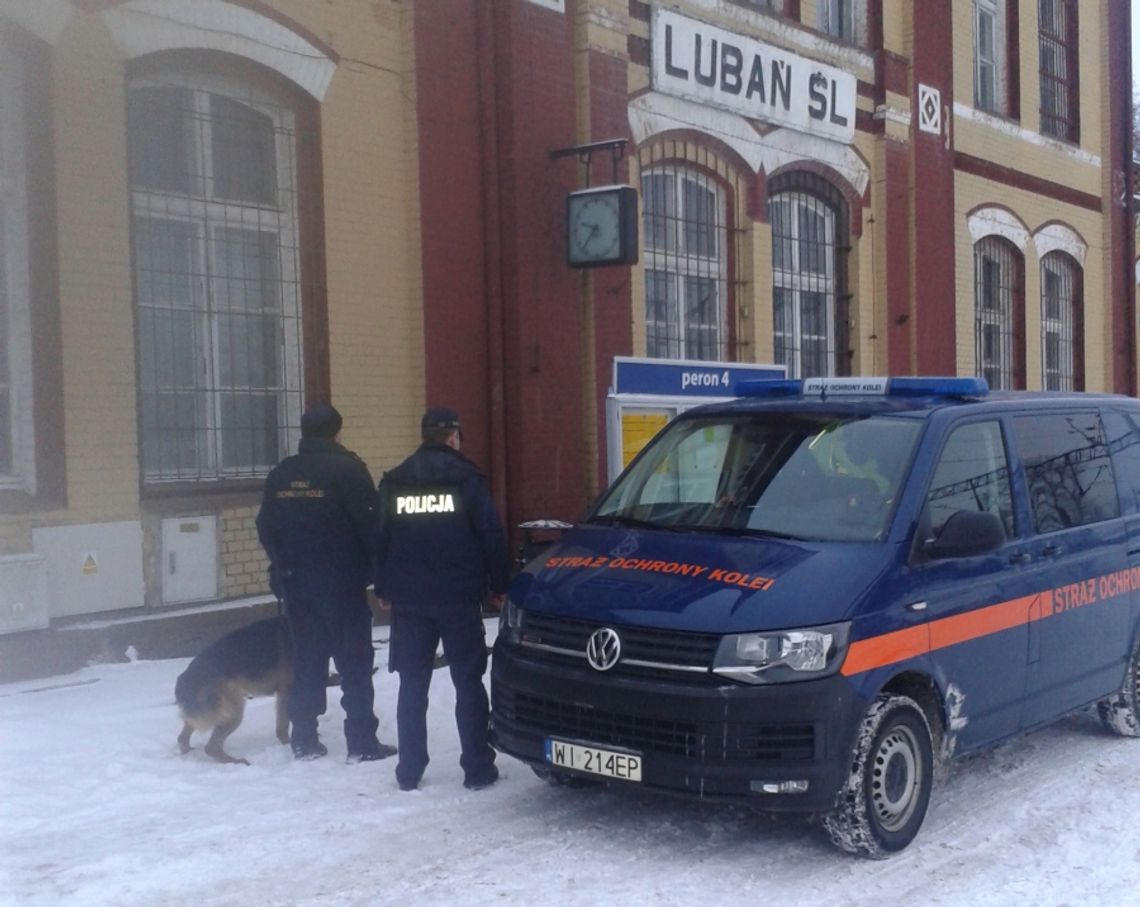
[{"x1": 475, "y1": 0, "x2": 510, "y2": 524}]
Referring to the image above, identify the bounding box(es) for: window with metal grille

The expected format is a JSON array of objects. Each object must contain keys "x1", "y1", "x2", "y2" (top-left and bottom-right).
[
  {"x1": 974, "y1": 236, "x2": 1022, "y2": 390},
  {"x1": 0, "y1": 31, "x2": 32, "y2": 491},
  {"x1": 1038, "y1": 0, "x2": 1079, "y2": 142},
  {"x1": 127, "y1": 74, "x2": 305, "y2": 483},
  {"x1": 641, "y1": 166, "x2": 728, "y2": 361},
  {"x1": 819, "y1": 0, "x2": 855, "y2": 41},
  {"x1": 973, "y1": 0, "x2": 1005, "y2": 113},
  {"x1": 769, "y1": 174, "x2": 847, "y2": 378},
  {"x1": 1041, "y1": 252, "x2": 1081, "y2": 391}
]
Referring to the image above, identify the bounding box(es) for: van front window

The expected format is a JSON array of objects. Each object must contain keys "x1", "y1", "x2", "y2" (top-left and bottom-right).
[{"x1": 593, "y1": 414, "x2": 921, "y2": 542}]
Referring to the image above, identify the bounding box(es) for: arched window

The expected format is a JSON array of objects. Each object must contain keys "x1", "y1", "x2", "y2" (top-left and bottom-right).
[
  {"x1": 1040, "y1": 251, "x2": 1082, "y2": 390},
  {"x1": 974, "y1": 235, "x2": 1024, "y2": 389},
  {"x1": 641, "y1": 165, "x2": 728, "y2": 361},
  {"x1": 127, "y1": 67, "x2": 309, "y2": 482},
  {"x1": 768, "y1": 172, "x2": 848, "y2": 378}
]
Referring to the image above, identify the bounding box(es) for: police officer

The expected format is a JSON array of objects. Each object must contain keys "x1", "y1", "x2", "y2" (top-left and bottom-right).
[
  {"x1": 256, "y1": 403, "x2": 396, "y2": 762},
  {"x1": 374, "y1": 407, "x2": 510, "y2": 791}
]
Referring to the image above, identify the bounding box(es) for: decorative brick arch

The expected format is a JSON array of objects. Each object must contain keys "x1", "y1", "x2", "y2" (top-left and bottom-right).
[
  {"x1": 766, "y1": 160, "x2": 866, "y2": 237},
  {"x1": 1033, "y1": 220, "x2": 1088, "y2": 267},
  {"x1": 966, "y1": 204, "x2": 1031, "y2": 251},
  {"x1": 636, "y1": 128, "x2": 760, "y2": 218}
]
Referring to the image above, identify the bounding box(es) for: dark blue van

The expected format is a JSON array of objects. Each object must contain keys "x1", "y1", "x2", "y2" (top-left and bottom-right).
[{"x1": 490, "y1": 377, "x2": 1140, "y2": 857}]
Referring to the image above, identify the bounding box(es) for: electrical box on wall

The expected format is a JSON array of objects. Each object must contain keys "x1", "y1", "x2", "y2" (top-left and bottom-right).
[
  {"x1": 31, "y1": 521, "x2": 145, "y2": 619},
  {"x1": 161, "y1": 516, "x2": 218, "y2": 605},
  {"x1": 0, "y1": 554, "x2": 49, "y2": 634}
]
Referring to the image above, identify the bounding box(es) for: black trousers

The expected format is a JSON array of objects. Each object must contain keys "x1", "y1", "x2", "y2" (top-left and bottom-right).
[
  {"x1": 389, "y1": 605, "x2": 493, "y2": 783},
  {"x1": 283, "y1": 586, "x2": 379, "y2": 753}
]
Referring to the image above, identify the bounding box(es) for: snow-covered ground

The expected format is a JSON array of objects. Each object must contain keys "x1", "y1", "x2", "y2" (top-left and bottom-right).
[{"x1": 1, "y1": 618, "x2": 1137, "y2": 907}]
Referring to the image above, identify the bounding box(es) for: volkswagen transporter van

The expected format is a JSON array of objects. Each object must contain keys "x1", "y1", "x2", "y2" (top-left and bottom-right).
[{"x1": 490, "y1": 377, "x2": 1140, "y2": 857}]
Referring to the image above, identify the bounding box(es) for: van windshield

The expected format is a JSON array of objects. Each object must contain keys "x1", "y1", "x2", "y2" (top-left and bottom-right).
[{"x1": 592, "y1": 413, "x2": 922, "y2": 542}]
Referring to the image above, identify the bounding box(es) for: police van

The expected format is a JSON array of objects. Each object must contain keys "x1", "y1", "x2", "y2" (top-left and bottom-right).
[{"x1": 490, "y1": 377, "x2": 1140, "y2": 857}]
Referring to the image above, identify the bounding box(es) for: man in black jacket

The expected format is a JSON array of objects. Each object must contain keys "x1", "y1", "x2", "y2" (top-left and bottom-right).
[
  {"x1": 374, "y1": 407, "x2": 510, "y2": 791},
  {"x1": 256, "y1": 403, "x2": 395, "y2": 762}
]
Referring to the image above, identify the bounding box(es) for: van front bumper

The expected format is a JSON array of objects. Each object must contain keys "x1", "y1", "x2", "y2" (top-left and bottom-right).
[{"x1": 490, "y1": 639, "x2": 867, "y2": 812}]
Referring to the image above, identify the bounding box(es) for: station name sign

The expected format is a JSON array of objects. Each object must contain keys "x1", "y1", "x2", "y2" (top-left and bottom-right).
[{"x1": 651, "y1": 9, "x2": 857, "y2": 144}]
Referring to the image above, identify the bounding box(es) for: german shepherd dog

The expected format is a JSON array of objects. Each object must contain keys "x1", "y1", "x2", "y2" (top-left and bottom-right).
[{"x1": 176, "y1": 617, "x2": 292, "y2": 765}]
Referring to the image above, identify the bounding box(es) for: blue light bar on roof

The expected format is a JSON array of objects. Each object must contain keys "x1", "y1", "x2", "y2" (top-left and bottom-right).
[
  {"x1": 734, "y1": 378, "x2": 803, "y2": 397},
  {"x1": 886, "y1": 376, "x2": 989, "y2": 397},
  {"x1": 735, "y1": 376, "x2": 989, "y2": 399}
]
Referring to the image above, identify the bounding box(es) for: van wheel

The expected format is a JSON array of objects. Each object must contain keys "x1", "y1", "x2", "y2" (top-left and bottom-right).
[
  {"x1": 822, "y1": 694, "x2": 934, "y2": 858},
  {"x1": 1097, "y1": 634, "x2": 1140, "y2": 737}
]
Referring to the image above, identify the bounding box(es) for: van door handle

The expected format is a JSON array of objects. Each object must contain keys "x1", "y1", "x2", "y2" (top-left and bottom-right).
[
  {"x1": 1042, "y1": 543, "x2": 1064, "y2": 558},
  {"x1": 1008, "y1": 551, "x2": 1031, "y2": 565}
]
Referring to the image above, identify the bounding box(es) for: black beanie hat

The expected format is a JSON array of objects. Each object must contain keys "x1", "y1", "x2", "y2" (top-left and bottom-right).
[{"x1": 301, "y1": 403, "x2": 343, "y2": 440}]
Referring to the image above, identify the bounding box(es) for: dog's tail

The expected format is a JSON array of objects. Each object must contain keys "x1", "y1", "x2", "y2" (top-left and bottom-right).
[{"x1": 175, "y1": 668, "x2": 221, "y2": 719}]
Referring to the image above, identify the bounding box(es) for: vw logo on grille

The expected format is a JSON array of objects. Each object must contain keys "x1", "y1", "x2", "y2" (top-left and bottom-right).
[{"x1": 585, "y1": 627, "x2": 622, "y2": 671}]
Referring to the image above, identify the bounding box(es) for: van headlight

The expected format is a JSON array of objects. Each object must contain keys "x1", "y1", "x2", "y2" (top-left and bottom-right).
[
  {"x1": 712, "y1": 622, "x2": 850, "y2": 684},
  {"x1": 499, "y1": 598, "x2": 524, "y2": 644}
]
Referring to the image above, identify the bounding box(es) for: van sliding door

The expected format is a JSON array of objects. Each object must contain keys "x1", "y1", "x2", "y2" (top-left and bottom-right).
[{"x1": 1012, "y1": 411, "x2": 1130, "y2": 728}]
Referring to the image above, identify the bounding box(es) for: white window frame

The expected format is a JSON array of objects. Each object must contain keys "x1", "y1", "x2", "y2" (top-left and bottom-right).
[
  {"x1": 0, "y1": 32, "x2": 35, "y2": 493},
  {"x1": 770, "y1": 191, "x2": 838, "y2": 379},
  {"x1": 974, "y1": 237, "x2": 1016, "y2": 390},
  {"x1": 128, "y1": 72, "x2": 303, "y2": 483},
  {"x1": 641, "y1": 165, "x2": 728, "y2": 362},
  {"x1": 819, "y1": 0, "x2": 860, "y2": 43},
  {"x1": 1040, "y1": 252, "x2": 1077, "y2": 391},
  {"x1": 973, "y1": 0, "x2": 1007, "y2": 114}
]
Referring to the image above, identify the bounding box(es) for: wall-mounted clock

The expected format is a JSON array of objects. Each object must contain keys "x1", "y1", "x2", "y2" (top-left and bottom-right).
[{"x1": 566, "y1": 185, "x2": 639, "y2": 268}]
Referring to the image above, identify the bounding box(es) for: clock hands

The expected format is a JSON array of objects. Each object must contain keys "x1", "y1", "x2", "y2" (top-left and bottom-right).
[{"x1": 576, "y1": 220, "x2": 600, "y2": 251}]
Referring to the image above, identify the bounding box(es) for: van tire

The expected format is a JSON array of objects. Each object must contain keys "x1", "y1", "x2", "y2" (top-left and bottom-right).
[
  {"x1": 822, "y1": 694, "x2": 934, "y2": 858},
  {"x1": 1097, "y1": 634, "x2": 1140, "y2": 737}
]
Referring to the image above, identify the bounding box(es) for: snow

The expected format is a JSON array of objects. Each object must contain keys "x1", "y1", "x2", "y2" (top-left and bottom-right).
[{"x1": 1, "y1": 619, "x2": 1138, "y2": 907}]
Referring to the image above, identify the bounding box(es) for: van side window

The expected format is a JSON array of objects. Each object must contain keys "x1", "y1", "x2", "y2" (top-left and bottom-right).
[
  {"x1": 1104, "y1": 410, "x2": 1140, "y2": 514},
  {"x1": 1012, "y1": 413, "x2": 1119, "y2": 532},
  {"x1": 924, "y1": 421, "x2": 1014, "y2": 540}
]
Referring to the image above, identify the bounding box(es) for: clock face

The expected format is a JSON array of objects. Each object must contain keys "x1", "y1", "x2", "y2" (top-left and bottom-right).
[{"x1": 568, "y1": 191, "x2": 622, "y2": 264}]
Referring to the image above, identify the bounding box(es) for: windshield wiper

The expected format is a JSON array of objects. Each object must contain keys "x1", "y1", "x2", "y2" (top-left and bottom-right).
[
  {"x1": 739, "y1": 527, "x2": 809, "y2": 541},
  {"x1": 588, "y1": 514, "x2": 682, "y2": 532},
  {"x1": 670, "y1": 523, "x2": 807, "y2": 541}
]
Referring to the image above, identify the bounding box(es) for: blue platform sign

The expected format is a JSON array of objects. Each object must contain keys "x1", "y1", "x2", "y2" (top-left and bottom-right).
[{"x1": 612, "y1": 357, "x2": 785, "y2": 398}]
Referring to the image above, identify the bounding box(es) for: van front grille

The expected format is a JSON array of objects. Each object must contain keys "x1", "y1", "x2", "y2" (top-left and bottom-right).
[
  {"x1": 520, "y1": 611, "x2": 720, "y2": 671},
  {"x1": 494, "y1": 687, "x2": 816, "y2": 763}
]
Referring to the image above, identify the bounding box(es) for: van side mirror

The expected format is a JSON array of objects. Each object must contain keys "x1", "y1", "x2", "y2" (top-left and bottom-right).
[{"x1": 924, "y1": 510, "x2": 1006, "y2": 559}]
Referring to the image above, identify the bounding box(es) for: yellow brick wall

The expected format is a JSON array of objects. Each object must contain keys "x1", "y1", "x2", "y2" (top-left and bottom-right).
[
  {"x1": 622, "y1": 0, "x2": 1114, "y2": 391},
  {"x1": 951, "y1": 0, "x2": 1104, "y2": 164},
  {"x1": 953, "y1": 173, "x2": 1107, "y2": 390},
  {"x1": 948, "y1": 0, "x2": 1112, "y2": 392},
  {"x1": 6, "y1": 2, "x2": 424, "y2": 609},
  {"x1": 219, "y1": 506, "x2": 271, "y2": 599},
  {"x1": 275, "y1": 1, "x2": 425, "y2": 477},
  {"x1": 51, "y1": 18, "x2": 140, "y2": 525}
]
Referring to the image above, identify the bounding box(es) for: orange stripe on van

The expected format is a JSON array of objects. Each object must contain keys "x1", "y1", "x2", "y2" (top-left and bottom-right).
[
  {"x1": 928, "y1": 595, "x2": 1034, "y2": 651},
  {"x1": 839, "y1": 569, "x2": 1140, "y2": 677},
  {"x1": 841, "y1": 586, "x2": 1077, "y2": 677},
  {"x1": 841, "y1": 625, "x2": 930, "y2": 676}
]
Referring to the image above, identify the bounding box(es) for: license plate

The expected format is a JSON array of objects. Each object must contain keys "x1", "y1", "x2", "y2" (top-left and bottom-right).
[{"x1": 544, "y1": 737, "x2": 642, "y2": 782}]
